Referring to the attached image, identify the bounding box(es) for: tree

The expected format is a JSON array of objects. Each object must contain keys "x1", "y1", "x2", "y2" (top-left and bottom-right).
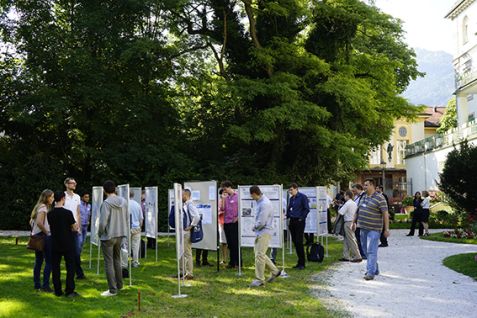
[
  {"x1": 437, "y1": 97, "x2": 457, "y2": 134},
  {"x1": 439, "y1": 140, "x2": 477, "y2": 217}
]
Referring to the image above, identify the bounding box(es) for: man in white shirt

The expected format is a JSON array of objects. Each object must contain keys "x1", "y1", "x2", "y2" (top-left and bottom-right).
[
  {"x1": 63, "y1": 177, "x2": 85, "y2": 279},
  {"x1": 338, "y1": 190, "x2": 362, "y2": 262},
  {"x1": 351, "y1": 183, "x2": 366, "y2": 259}
]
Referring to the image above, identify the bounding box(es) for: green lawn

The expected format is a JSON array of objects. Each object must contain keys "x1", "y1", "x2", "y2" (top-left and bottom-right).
[
  {"x1": 443, "y1": 253, "x2": 477, "y2": 280},
  {"x1": 0, "y1": 236, "x2": 343, "y2": 318},
  {"x1": 420, "y1": 232, "x2": 477, "y2": 245}
]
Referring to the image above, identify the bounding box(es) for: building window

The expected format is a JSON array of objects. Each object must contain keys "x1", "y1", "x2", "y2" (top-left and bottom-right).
[
  {"x1": 396, "y1": 140, "x2": 408, "y2": 165},
  {"x1": 369, "y1": 145, "x2": 381, "y2": 165},
  {"x1": 398, "y1": 126, "x2": 407, "y2": 137},
  {"x1": 463, "y1": 16, "x2": 469, "y2": 44}
]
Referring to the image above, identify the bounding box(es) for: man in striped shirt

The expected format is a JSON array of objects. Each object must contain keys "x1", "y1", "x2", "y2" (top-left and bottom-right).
[{"x1": 352, "y1": 178, "x2": 390, "y2": 280}]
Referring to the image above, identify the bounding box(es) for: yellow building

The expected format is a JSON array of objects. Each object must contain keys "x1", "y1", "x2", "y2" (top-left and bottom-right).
[{"x1": 355, "y1": 107, "x2": 444, "y2": 202}]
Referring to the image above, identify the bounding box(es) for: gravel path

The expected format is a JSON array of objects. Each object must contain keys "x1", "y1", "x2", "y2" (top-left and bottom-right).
[{"x1": 315, "y1": 229, "x2": 477, "y2": 318}]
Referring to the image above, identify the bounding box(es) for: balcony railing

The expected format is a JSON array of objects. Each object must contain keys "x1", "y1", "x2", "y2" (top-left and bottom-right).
[
  {"x1": 455, "y1": 70, "x2": 477, "y2": 89},
  {"x1": 405, "y1": 120, "x2": 477, "y2": 157}
]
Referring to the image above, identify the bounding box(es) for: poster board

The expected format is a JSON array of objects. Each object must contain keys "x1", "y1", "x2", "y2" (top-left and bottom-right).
[
  {"x1": 174, "y1": 183, "x2": 184, "y2": 259},
  {"x1": 145, "y1": 187, "x2": 158, "y2": 238},
  {"x1": 183, "y1": 181, "x2": 217, "y2": 251},
  {"x1": 238, "y1": 185, "x2": 283, "y2": 248},
  {"x1": 168, "y1": 189, "x2": 174, "y2": 230},
  {"x1": 300, "y1": 187, "x2": 318, "y2": 234},
  {"x1": 130, "y1": 187, "x2": 142, "y2": 205},
  {"x1": 90, "y1": 186, "x2": 103, "y2": 246},
  {"x1": 317, "y1": 186, "x2": 329, "y2": 236}
]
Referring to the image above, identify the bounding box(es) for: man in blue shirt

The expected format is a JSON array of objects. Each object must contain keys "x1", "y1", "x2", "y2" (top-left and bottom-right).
[
  {"x1": 286, "y1": 183, "x2": 310, "y2": 269},
  {"x1": 129, "y1": 192, "x2": 144, "y2": 268}
]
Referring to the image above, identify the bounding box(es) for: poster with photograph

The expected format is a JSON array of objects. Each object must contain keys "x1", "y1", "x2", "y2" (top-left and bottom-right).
[
  {"x1": 238, "y1": 185, "x2": 283, "y2": 248},
  {"x1": 317, "y1": 186, "x2": 329, "y2": 235},
  {"x1": 197, "y1": 204, "x2": 212, "y2": 225},
  {"x1": 90, "y1": 186, "x2": 103, "y2": 246},
  {"x1": 145, "y1": 187, "x2": 158, "y2": 238},
  {"x1": 300, "y1": 187, "x2": 318, "y2": 234}
]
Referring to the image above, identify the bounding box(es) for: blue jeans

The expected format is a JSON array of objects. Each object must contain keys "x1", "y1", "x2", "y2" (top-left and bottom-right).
[
  {"x1": 33, "y1": 234, "x2": 51, "y2": 289},
  {"x1": 74, "y1": 233, "x2": 85, "y2": 278},
  {"x1": 80, "y1": 224, "x2": 88, "y2": 252},
  {"x1": 360, "y1": 229, "x2": 380, "y2": 277}
]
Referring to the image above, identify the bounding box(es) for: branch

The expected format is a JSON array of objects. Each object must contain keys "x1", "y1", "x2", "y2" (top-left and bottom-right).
[{"x1": 169, "y1": 44, "x2": 209, "y2": 59}]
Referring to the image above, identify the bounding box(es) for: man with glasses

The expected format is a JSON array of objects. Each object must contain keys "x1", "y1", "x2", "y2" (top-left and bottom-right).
[{"x1": 63, "y1": 177, "x2": 85, "y2": 280}]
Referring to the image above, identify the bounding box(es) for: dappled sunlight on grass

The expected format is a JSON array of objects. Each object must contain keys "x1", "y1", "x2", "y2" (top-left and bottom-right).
[{"x1": 0, "y1": 300, "x2": 27, "y2": 317}]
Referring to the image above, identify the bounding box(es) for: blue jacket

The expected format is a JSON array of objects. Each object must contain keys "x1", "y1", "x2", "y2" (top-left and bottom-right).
[{"x1": 286, "y1": 191, "x2": 310, "y2": 219}]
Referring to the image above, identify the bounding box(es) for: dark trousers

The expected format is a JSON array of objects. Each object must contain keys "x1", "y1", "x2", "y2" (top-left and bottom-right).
[
  {"x1": 51, "y1": 249, "x2": 75, "y2": 296},
  {"x1": 380, "y1": 226, "x2": 388, "y2": 246},
  {"x1": 195, "y1": 249, "x2": 209, "y2": 264},
  {"x1": 33, "y1": 235, "x2": 51, "y2": 289},
  {"x1": 289, "y1": 218, "x2": 306, "y2": 266},
  {"x1": 355, "y1": 227, "x2": 366, "y2": 258},
  {"x1": 224, "y1": 222, "x2": 240, "y2": 267},
  {"x1": 304, "y1": 233, "x2": 314, "y2": 245},
  {"x1": 408, "y1": 217, "x2": 424, "y2": 236}
]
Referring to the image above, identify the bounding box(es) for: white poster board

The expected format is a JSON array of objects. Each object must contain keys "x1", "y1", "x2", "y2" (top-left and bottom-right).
[
  {"x1": 174, "y1": 184, "x2": 184, "y2": 259},
  {"x1": 238, "y1": 185, "x2": 283, "y2": 248},
  {"x1": 145, "y1": 187, "x2": 158, "y2": 238},
  {"x1": 300, "y1": 187, "x2": 318, "y2": 234},
  {"x1": 317, "y1": 186, "x2": 329, "y2": 236},
  {"x1": 184, "y1": 181, "x2": 217, "y2": 251},
  {"x1": 90, "y1": 186, "x2": 103, "y2": 246},
  {"x1": 168, "y1": 189, "x2": 174, "y2": 230},
  {"x1": 130, "y1": 187, "x2": 142, "y2": 205}
]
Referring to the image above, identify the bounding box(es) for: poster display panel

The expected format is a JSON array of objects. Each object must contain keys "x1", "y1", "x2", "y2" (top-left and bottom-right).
[
  {"x1": 300, "y1": 187, "x2": 318, "y2": 234},
  {"x1": 145, "y1": 187, "x2": 158, "y2": 238},
  {"x1": 174, "y1": 184, "x2": 184, "y2": 259},
  {"x1": 90, "y1": 186, "x2": 103, "y2": 246}
]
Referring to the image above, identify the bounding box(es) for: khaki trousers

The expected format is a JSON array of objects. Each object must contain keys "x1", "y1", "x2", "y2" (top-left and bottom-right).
[
  {"x1": 180, "y1": 231, "x2": 193, "y2": 276},
  {"x1": 343, "y1": 221, "x2": 362, "y2": 260},
  {"x1": 254, "y1": 233, "x2": 279, "y2": 282}
]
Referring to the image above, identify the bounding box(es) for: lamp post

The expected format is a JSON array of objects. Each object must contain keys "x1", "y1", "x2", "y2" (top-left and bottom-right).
[{"x1": 380, "y1": 160, "x2": 386, "y2": 192}]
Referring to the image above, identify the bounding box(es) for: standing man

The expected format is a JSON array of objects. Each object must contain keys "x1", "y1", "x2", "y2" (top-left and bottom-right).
[
  {"x1": 286, "y1": 183, "x2": 310, "y2": 270},
  {"x1": 48, "y1": 191, "x2": 79, "y2": 297},
  {"x1": 249, "y1": 186, "x2": 281, "y2": 287},
  {"x1": 79, "y1": 191, "x2": 91, "y2": 252},
  {"x1": 351, "y1": 183, "x2": 366, "y2": 259},
  {"x1": 376, "y1": 185, "x2": 390, "y2": 247},
  {"x1": 129, "y1": 192, "x2": 144, "y2": 268},
  {"x1": 63, "y1": 177, "x2": 85, "y2": 280},
  {"x1": 352, "y1": 179, "x2": 390, "y2": 281},
  {"x1": 181, "y1": 189, "x2": 201, "y2": 280},
  {"x1": 338, "y1": 190, "x2": 362, "y2": 262},
  {"x1": 221, "y1": 180, "x2": 241, "y2": 269},
  {"x1": 98, "y1": 180, "x2": 128, "y2": 296}
]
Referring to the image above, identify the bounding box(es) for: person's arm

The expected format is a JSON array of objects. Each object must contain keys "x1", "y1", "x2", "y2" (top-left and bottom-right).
[
  {"x1": 302, "y1": 195, "x2": 310, "y2": 218},
  {"x1": 338, "y1": 201, "x2": 347, "y2": 216},
  {"x1": 98, "y1": 202, "x2": 109, "y2": 236},
  {"x1": 254, "y1": 202, "x2": 272, "y2": 231},
  {"x1": 381, "y1": 197, "x2": 390, "y2": 237},
  {"x1": 75, "y1": 205, "x2": 81, "y2": 232},
  {"x1": 188, "y1": 203, "x2": 201, "y2": 227}
]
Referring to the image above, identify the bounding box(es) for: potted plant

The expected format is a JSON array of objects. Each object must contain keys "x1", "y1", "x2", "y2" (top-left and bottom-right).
[{"x1": 401, "y1": 196, "x2": 414, "y2": 213}]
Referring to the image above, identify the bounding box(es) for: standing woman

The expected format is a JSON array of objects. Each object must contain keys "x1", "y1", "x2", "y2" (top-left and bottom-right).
[
  {"x1": 218, "y1": 189, "x2": 228, "y2": 265},
  {"x1": 30, "y1": 189, "x2": 54, "y2": 292},
  {"x1": 421, "y1": 191, "x2": 431, "y2": 236},
  {"x1": 407, "y1": 192, "x2": 424, "y2": 236}
]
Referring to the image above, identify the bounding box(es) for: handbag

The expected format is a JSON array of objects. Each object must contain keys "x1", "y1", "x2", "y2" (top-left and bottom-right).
[
  {"x1": 27, "y1": 233, "x2": 45, "y2": 252},
  {"x1": 190, "y1": 216, "x2": 204, "y2": 243}
]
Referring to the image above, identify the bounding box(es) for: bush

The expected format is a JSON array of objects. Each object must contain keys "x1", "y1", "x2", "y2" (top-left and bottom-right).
[{"x1": 402, "y1": 196, "x2": 414, "y2": 206}]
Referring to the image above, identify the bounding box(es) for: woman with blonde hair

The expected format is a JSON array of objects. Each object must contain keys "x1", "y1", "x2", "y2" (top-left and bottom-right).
[{"x1": 30, "y1": 189, "x2": 54, "y2": 292}]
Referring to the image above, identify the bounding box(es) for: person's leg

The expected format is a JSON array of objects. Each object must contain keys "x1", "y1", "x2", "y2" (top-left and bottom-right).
[
  {"x1": 360, "y1": 229, "x2": 368, "y2": 262},
  {"x1": 408, "y1": 216, "x2": 417, "y2": 236},
  {"x1": 101, "y1": 239, "x2": 117, "y2": 293},
  {"x1": 364, "y1": 230, "x2": 381, "y2": 278},
  {"x1": 202, "y1": 249, "x2": 209, "y2": 264},
  {"x1": 42, "y1": 235, "x2": 52, "y2": 289},
  {"x1": 64, "y1": 250, "x2": 76, "y2": 295},
  {"x1": 270, "y1": 248, "x2": 277, "y2": 263},
  {"x1": 379, "y1": 226, "x2": 388, "y2": 247},
  {"x1": 183, "y1": 232, "x2": 193, "y2": 277},
  {"x1": 131, "y1": 229, "x2": 141, "y2": 266},
  {"x1": 342, "y1": 222, "x2": 351, "y2": 260},
  {"x1": 51, "y1": 251, "x2": 62, "y2": 296},
  {"x1": 33, "y1": 249, "x2": 43, "y2": 289},
  {"x1": 224, "y1": 223, "x2": 234, "y2": 267},
  {"x1": 80, "y1": 224, "x2": 88, "y2": 250},
  {"x1": 254, "y1": 235, "x2": 267, "y2": 283},
  {"x1": 295, "y1": 219, "x2": 306, "y2": 267},
  {"x1": 344, "y1": 222, "x2": 362, "y2": 260},
  {"x1": 288, "y1": 219, "x2": 299, "y2": 265},
  {"x1": 113, "y1": 237, "x2": 123, "y2": 291},
  {"x1": 356, "y1": 227, "x2": 365, "y2": 259},
  {"x1": 195, "y1": 249, "x2": 201, "y2": 265},
  {"x1": 230, "y1": 222, "x2": 240, "y2": 267},
  {"x1": 75, "y1": 233, "x2": 85, "y2": 278}
]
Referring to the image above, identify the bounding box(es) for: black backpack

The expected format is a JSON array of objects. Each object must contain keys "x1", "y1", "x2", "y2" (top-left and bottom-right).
[{"x1": 307, "y1": 242, "x2": 324, "y2": 262}]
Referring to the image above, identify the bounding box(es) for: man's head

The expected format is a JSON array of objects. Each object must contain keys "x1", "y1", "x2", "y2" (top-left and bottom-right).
[
  {"x1": 249, "y1": 186, "x2": 262, "y2": 201},
  {"x1": 54, "y1": 191, "x2": 66, "y2": 204},
  {"x1": 220, "y1": 180, "x2": 234, "y2": 195},
  {"x1": 288, "y1": 183, "x2": 299, "y2": 197},
  {"x1": 376, "y1": 185, "x2": 383, "y2": 193},
  {"x1": 182, "y1": 189, "x2": 191, "y2": 202},
  {"x1": 81, "y1": 191, "x2": 90, "y2": 203},
  {"x1": 351, "y1": 183, "x2": 363, "y2": 195},
  {"x1": 363, "y1": 178, "x2": 375, "y2": 194},
  {"x1": 103, "y1": 180, "x2": 116, "y2": 195},
  {"x1": 344, "y1": 190, "x2": 353, "y2": 201},
  {"x1": 64, "y1": 177, "x2": 77, "y2": 192}
]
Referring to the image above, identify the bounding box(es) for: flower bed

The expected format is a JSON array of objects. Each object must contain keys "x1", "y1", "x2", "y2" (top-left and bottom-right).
[{"x1": 442, "y1": 228, "x2": 476, "y2": 239}]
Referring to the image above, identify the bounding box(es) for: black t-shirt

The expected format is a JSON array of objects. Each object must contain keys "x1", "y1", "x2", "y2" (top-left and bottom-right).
[{"x1": 47, "y1": 207, "x2": 76, "y2": 252}]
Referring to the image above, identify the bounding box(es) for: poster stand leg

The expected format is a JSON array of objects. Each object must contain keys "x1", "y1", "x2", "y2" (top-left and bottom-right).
[
  {"x1": 155, "y1": 232, "x2": 158, "y2": 263},
  {"x1": 97, "y1": 243, "x2": 101, "y2": 275},
  {"x1": 172, "y1": 246, "x2": 188, "y2": 298},
  {"x1": 325, "y1": 234, "x2": 329, "y2": 257},
  {"x1": 89, "y1": 235, "x2": 92, "y2": 269},
  {"x1": 129, "y1": 232, "x2": 132, "y2": 286},
  {"x1": 237, "y1": 247, "x2": 242, "y2": 277},
  {"x1": 281, "y1": 234, "x2": 288, "y2": 278}
]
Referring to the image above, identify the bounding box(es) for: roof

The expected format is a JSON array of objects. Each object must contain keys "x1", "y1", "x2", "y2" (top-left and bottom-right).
[
  {"x1": 445, "y1": 0, "x2": 475, "y2": 20},
  {"x1": 422, "y1": 106, "x2": 445, "y2": 128}
]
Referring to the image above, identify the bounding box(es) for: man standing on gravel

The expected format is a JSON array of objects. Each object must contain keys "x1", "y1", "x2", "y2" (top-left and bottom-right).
[{"x1": 352, "y1": 179, "x2": 390, "y2": 280}]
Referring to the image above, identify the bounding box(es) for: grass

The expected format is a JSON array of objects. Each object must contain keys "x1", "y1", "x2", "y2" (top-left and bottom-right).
[
  {"x1": 0, "y1": 236, "x2": 343, "y2": 318},
  {"x1": 443, "y1": 253, "x2": 477, "y2": 280},
  {"x1": 420, "y1": 232, "x2": 477, "y2": 245}
]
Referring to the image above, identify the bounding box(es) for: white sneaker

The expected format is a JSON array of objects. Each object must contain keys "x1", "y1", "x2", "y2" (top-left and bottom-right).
[{"x1": 101, "y1": 290, "x2": 117, "y2": 297}]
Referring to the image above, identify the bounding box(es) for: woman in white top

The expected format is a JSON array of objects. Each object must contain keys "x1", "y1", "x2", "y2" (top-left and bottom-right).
[
  {"x1": 30, "y1": 189, "x2": 54, "y2": 292},
  {"x1": 420, "y1": 191, "x2": 431, "y2": 236}
]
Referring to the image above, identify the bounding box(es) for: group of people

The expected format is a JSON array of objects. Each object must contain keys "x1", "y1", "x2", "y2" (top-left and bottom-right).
[
  {"x1": 29, "y1": 178, "x2": 89, "y2": 297},
  {"x1": 30, "y1": 178, "x2": 145, "y2": 297},
  {"x1": 407, "y1": 191, "x2": 431, "y2": 237}
]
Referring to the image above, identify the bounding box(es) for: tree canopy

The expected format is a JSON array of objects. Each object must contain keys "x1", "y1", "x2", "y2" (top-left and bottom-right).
[{"x1": 0, "y1": 0, "x2": 420, "y2": 229}]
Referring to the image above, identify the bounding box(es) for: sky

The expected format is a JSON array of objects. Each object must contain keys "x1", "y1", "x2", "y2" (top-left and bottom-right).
[{"x1": 374, "y1": 0, "x2": 456, "y2": 54}]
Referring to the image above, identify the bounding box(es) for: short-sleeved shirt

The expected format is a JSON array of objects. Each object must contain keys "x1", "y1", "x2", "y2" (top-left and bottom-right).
[
  {"x1": 224, "y1": 192, "x2": 238, "y2": 224},
  {"x1": 357, "y1": 192, "x2": 388, "y2": 232},
  {"x1": 32, "y1": 204, "x2": 50, "y2": 235},
  {"x1": 129, "y1": 199, "x2": 144, "y2": 229},
  {"x1": 64, "y1": 192, "x2": 81, "y2": 224},
  {"x1": 48, "y1": 207, "x2": 76, "y2": 252}
]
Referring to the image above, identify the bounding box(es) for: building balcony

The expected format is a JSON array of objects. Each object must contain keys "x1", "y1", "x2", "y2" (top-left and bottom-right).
[
  {"x1": 456, "y1": 70, "x2": 477, "y2": 92},
  {"x1": 405, "y1": 119, "x2": 477, "y2": 157}
]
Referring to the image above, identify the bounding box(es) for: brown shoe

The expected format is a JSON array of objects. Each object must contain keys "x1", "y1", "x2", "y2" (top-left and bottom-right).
[
  {"x1": 183, "y1": 274, "x2": 194, "y2": 280},
  {"x1": 351, "y1": 258, "x2": 363, "y2": 263}
]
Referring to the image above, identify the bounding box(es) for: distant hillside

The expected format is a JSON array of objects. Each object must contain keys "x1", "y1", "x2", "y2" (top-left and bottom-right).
[{"x1": 402, "y1": 48, "x2": 454, "y2": 106}]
